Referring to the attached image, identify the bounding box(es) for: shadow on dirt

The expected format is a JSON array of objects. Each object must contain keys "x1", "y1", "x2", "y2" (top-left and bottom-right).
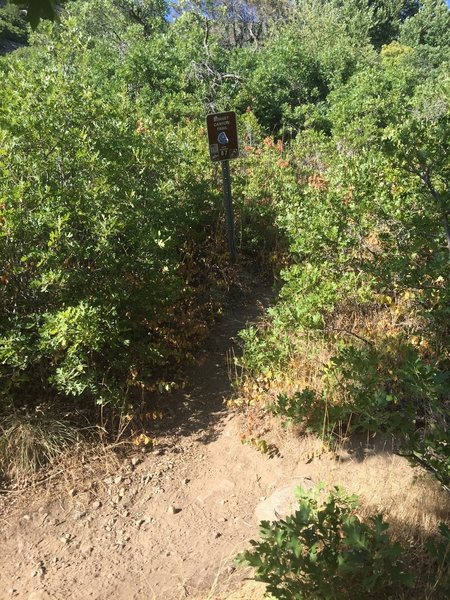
[
  {"x1": 335, "y1": 431, "x2": 400, "y2": 463},
  {"x1": 150, "y1": 279, "x2": 274, "y2": 446}
]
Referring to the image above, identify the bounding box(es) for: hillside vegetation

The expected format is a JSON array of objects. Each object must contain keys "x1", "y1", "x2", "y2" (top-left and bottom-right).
[{"x1": 0, "y1": 0, "x2": 449, "y2": 597}]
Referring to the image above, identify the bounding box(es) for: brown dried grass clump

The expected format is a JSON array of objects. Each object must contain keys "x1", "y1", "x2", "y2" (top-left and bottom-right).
[{"x1": 0, "y1": 408, "x2": 79, "y2": 482}]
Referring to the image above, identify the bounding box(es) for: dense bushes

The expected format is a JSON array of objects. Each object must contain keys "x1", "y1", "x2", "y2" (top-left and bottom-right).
[
  {"x1": 0, "y1": 3, "x2": 27, "y2": 52},
  {"x1": 0, "y1": 1, "x2": 220, "y2": 437},
  {"x1": 237, "y1": 29, "x2": 450, "y2": 488}
]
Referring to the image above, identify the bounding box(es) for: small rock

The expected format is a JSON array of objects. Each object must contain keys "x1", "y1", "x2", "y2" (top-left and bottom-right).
[
  {"x1": 218, "y1": 517, "x2": 228, "y2": 523},
  {"x1": 135, "y1": 519, "x2": 145, "y2": 529},
  {"x1": 167, "y1": 505, "x2": 179, "y2": 515},
  {"x1": 73, "y1": 510, "x2": 86, "y2": 520},
  {"x1": 214, "y1": 532, "x2": 222, "y2": 539},
  {"x1": 131, "y1": 456, "x2": 140, "y2": 467},
  {"x1": 182, "y1": 478, "x2": 190, "y2": 485},
  {"x1": 118, "y1": 487, "x2": 126, "y2": 498},
  {"x1": 92, "y1": 501, "x2": 101, "y2": 510},
  {"x1": 80, "y1": 544, "x2": 93, "y2": 556},
  {"x1": 8, "y1": 588, "x2": 17, "y2": 596},
  {"x1": 68, "y1": 488, "x2": 76, "y2": 497},
  {"x1": 114, "y1": 475, "x2": 123, "y2": 485},
  {"x1": 104, "y1": 476, "x2": 114, "y2": 485},
  {"x1": 59, "y1": 534, "x2": 71, "y2": 544},
  {"x1": 22, "y1": 515, "x2": 31, "y2": 522}
]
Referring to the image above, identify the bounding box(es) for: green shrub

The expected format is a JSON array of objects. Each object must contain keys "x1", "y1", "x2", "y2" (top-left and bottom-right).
[
  {"x1": 0, "y1": 0, "x2": 217, "y2": 417},
  {"x1": 0, "y1": 4, "x2": 28, "y2": 48},
  {"x1": 237, "y1": 485, "x2": 413, "y2": 600}
]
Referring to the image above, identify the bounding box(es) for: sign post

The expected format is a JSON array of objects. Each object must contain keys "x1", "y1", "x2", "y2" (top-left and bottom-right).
[
  {"x1": 221, "y1": 159, "x2": 236, "y2": 263},
  {"x1": 206, "y1": 111, "x2": 240, "y2": 263}
]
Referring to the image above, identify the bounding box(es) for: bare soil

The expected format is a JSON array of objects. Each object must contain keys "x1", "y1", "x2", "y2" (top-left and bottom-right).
[{"x1": 1, "y1": 282, "x2": 448, "y2": 600}]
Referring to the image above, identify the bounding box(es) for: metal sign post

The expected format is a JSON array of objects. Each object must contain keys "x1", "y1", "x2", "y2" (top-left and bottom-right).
[
  {"x1": 206, "y1": 111, "x2": 240, "y2": 263},
  {"x1": 221, "y1": 159, "x2": 236, "y2": 263}
]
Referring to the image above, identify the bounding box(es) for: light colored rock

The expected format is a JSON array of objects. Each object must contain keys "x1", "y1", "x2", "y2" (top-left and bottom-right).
[
  {"x1": 28, "y1": 592, "x2": 51, "y2": 600},
  {"x1": 254, "y1": 477, "x2": 315, "y2": 523},
  {"x1": 80, "y1": 543, "x2": 93, "y2": 556},
  {"x1": 59, "y1": 534, "x2": 71, "y2": 544}
]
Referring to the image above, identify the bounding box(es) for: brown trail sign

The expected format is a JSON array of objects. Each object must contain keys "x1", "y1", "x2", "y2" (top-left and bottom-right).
[
  {"x1": 206, "y1": 111, "x2": 239, "y2": 162},
  {"x1": 206, "y1": 111, "x2": 240, "y2": 263}
]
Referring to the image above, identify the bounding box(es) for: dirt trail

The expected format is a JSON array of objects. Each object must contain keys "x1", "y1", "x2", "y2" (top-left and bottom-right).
[
  {"x1": 0, "y1": 283, "x2": 283, "y2": 600},
  {"x1": 1, "y1": 281, "x2": 447, "y2": 600}
]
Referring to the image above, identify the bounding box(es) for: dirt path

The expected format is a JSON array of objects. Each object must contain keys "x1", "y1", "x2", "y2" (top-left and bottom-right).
[
  {"x1": 0, "y1": 283, "x2": 284, "y2": 600},
  {"x1": 1, "y1": 281, "x2": 448, "y2": 600}
]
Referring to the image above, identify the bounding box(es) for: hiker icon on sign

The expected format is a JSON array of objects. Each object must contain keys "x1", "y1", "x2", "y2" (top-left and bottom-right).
[{"x1": 218, "y1": 131, "x2": 229, "y2": 145}]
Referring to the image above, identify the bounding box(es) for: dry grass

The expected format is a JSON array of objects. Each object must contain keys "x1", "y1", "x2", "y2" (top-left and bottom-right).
[{"x1": 0, "y1": 408, "x2": 80, "y2": 481}]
